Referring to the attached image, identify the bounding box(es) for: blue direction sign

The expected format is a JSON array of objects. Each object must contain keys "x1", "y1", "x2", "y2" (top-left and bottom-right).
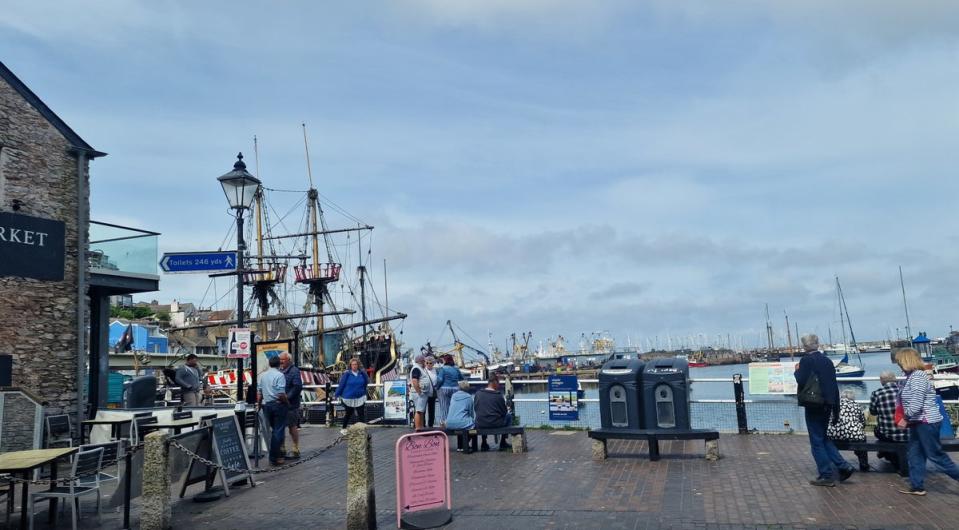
[{"x1": 160, "y1": 251, "x2": 237, "y2": 274}]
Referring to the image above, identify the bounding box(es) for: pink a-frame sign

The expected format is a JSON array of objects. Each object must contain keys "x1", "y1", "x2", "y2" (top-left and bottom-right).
[{"x1": 395, "y1": 430, "x2": 452, "y2": 528}]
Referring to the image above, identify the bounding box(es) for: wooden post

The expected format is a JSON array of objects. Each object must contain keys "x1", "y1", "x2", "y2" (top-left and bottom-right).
[
  {"x1": 141, "y1": 431, "x2": 171, "y2": 530},
  {"x1": 346, "y1": 423, "x2": 376, "y2": 530}
]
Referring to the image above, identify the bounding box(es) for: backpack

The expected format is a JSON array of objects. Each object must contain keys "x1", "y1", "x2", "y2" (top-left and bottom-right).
[{"x1": 797, "y1": 373, "x2": 824, "y2": 407}]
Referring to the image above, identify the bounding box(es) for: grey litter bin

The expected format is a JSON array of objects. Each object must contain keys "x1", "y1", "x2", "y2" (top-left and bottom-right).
[
  {"x1": 642, "y1": 358, "x2": 690, "y2": 430},
  {"x1": 599, "y1": 358, "x2": 644, "y2": 429}
]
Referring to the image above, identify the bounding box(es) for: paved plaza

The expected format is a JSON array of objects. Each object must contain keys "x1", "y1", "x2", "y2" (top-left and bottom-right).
[{"x1": 16, "y1": 425, "x2": 959, "y2": 530}]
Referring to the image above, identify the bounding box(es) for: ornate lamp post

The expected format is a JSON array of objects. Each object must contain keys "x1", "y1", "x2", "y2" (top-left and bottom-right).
[{"x1": 218, "y1": 153, "x2": 260, "y2": 402}]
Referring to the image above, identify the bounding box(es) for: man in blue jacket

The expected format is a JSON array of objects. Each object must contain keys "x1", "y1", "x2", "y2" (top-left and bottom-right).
[{"x1": 794, "y1": 334, "x2": 855, "y2": 486}]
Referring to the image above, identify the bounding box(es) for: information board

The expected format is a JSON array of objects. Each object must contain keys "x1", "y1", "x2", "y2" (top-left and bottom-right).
[
  {"x1": 395, "y1": 431, "x2": 452, "y2": 529},
  {"x1": 383, "y1": 380, "x2": 408, "y2": 422},
  {"x1": 748, "y1": 362, "x2": 798, "y2": 395},
  {"x1": 548, "y1": 375, "x2": 579, "y2": 421},
  {"x1": 210, "y1": 416, "x2": 254, "y2": 494}
]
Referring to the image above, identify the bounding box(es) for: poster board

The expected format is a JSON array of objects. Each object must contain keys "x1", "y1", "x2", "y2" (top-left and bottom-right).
[
  {"x1": 210, "y1": 415, "x2": 254, "y2": 495},
  {"x1": 548, "y1": 375, "x2": 579, "y2": 421},
  {"x1": 254, "y1": 339, "x2": 293, "y2": 377},
  {"x1": 383, "y1": 379, "x2": 408, "y2": 423},
  {"x1": 227, "y1": 328, "x2": 251, "y2": 359},
  {"x1": 395, "y1": 431, "x2": 452, "y2": 529},
  {"x1": 748, "y1": 362, "x2": 798, "y2": 395}
]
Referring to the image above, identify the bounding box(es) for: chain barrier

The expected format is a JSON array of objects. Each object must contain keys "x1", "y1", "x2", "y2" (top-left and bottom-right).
[
  {"x1": 168, "y1": 434, "x2": 346, "y2": 474},
  {"x1": 3, "y1": 441, "x2": 146, "y2": 486}
]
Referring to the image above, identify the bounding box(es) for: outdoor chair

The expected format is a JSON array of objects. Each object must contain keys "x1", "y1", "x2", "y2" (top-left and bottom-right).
[
  {"x1": 28, "y1": 447, "x2": 103, "y2": 530},
  {"x1": 132, "y1": 416, "x2": 159, "y2": 445},
  {"x1": 0, "y1": 475, "x2": 13, "y2": 526},
  {"x1": 45, "y1": 414, "x2": 73, "y2": 448},
  {"x1": 77, "y1": 441, "x2": 122, "y2": 493},
  {"x1": 172, "y1": 411, "x2": 193, "y2": 420},
  {"x1": 198, "y1": 413, "x2": 217, "y2": 426}
]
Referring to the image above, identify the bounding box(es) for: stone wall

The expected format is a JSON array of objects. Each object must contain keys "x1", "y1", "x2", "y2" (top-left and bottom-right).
[
  {"x1": 0, "y1": 391, "x2": 42, "y2": 451},
  {"x1": 0, "y1": 77, "x2": 89, "y2": 421}
]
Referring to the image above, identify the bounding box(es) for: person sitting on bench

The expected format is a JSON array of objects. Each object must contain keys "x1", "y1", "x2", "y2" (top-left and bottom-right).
[
  {"x1": 828, "y1": 389, "x2": 868, "y2": 470},
  {"x1": 446, "y1": 380, "x2": 477, "y2": 452},
  {"x1": 869, "y1": 370, "x2": 908, "y2": 466},
  {"x1": 474, "y1": 372, "x2": 512, "y2": 451}
]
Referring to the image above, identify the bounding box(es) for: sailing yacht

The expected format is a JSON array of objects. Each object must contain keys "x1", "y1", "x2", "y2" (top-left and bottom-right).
[{"x1": 832, "y1": 277, "x2": 866, "y2": 379}]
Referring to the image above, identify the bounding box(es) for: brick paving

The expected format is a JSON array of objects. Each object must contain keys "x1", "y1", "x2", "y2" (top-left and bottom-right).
[{"x1": 16, "y1": 425, "x2": 959, "y2": 529}]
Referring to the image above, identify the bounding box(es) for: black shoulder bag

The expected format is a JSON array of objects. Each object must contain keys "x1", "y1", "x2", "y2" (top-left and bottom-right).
[{"x1": 797, "y1": 373, "x2": 824, "y2": 407}]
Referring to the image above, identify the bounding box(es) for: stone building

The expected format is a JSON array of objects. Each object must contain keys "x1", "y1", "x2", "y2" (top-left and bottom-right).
[
  {"x1": 0, "y1": 61, "x2": 159, "y2": 431},
  {"x1": 0, "y1": 60, "x2": 104, "y2": 420}
]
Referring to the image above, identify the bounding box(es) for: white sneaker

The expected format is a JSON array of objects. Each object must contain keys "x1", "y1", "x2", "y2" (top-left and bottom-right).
[{"x1": 340, "y1": 429, "x2": 349, "y2": 435}]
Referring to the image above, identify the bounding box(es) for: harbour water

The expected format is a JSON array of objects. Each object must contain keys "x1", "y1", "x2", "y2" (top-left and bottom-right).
[{"x1": 511, "y1": 350, "x2": 903, "y2": 431}]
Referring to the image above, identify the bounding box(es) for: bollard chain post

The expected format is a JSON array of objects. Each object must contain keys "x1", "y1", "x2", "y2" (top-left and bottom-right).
[{"x1": 733, "y1": 373, "x2": 748, "y2": 434}]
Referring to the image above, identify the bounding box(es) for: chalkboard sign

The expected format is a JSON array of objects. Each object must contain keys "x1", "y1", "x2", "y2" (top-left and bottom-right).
[
  {"x1": 210, "y1": 416, "x2": 253, "y2": 494},
  {"x1": 175, "y1": 428, "x2": 215, "y2": 498}
]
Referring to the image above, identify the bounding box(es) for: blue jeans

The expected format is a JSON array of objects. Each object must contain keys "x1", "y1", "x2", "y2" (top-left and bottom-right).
[
  {"x1": 907, "y1": 422, "x2": 959, "y2": 490},
  {"x1": 263, "y1": 402, "x2": 288, "y2": 463},
  {"x1": 805, "y1": 407, "x2": 851, "y2": 480}
]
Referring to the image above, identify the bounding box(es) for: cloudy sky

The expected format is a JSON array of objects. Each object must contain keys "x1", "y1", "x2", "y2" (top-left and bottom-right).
[{"x1": 4, "y1": 1, "x2": 958, "y2": 352}]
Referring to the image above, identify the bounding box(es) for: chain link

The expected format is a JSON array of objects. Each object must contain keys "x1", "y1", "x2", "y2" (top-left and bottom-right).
[
  {"x1": 2, "y1": 441, "x2": 146, "y2": 486},
  {"x1": 168, "y1": 434, "x2": 346, "y2": 474}
]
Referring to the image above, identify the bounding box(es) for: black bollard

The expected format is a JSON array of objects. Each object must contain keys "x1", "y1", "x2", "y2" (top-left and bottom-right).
[
  {"x1": 325, "y1": 381, "x2": 333, "y2": 427},
  {"x1": 733, "y1": 373, "x2": 748, "y2": 434},
  {"x1": 123, "y1": 448, "x2": 132, "y2": 529}
]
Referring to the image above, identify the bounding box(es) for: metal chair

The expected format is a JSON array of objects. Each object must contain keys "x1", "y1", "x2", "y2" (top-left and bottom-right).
[
  {"x1": 132, "y1": 416, "x2": 159, "y2": 445},
  {"x1": 77, "y1": 441, "x2": 122, "y2": 493},
  {"x1": 0, "y1": 475, "x2": 13, "y2": 526},
  {"x1": 28, "y1": 447, "x2": 103, "y2": 530},
  {"x1": 172, "y1": 411, "x2": 193, "y2": 420},
  {"x1": 45, "y1": 414, "x2": 73, "y2": 448}
]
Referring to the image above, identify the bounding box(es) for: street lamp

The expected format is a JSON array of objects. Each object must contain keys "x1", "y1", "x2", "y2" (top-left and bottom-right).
[{"x1": 219, "y1": 152, "x2": 260, "y2": 403}]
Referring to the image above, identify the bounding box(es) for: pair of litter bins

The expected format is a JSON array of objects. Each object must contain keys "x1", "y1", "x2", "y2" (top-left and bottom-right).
[{"x1": 598, "y1": 357, "x2": 690, "y2": 430}]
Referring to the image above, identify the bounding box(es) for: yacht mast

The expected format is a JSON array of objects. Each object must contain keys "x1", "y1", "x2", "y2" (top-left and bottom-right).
[{"x1": 900, "y1": 266, "x2": 912, "y2": 340}]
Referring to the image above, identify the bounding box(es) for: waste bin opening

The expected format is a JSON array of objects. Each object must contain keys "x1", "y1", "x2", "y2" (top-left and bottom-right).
[
  {"x1": 609, "y1": 384, "x2": 628, "y2": 427},
  {"x1": 654, "y1": 384, "x2": 676, "y2": 428}
]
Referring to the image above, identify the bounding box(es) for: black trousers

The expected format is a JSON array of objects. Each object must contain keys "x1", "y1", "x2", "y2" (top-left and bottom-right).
[
  {"x1": 342, "y1": 404, "x2": 365, "y2": 429},
  {"x1": 427, "y1": 396, "x2": 436, "y2": 428}
]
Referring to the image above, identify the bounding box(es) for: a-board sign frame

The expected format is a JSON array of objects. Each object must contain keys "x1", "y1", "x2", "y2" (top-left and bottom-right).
[
  {"x1": 177, "y1": 427, "x2": 217, "y2": 498},
  {"x1": 210, "y1": 415, "x2": 255, "y2": 495},
  {"x1": 395, "y1": 430, "x2": 452, "y2": 529}
]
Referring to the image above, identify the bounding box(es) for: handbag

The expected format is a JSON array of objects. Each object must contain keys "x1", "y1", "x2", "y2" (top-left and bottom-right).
[
  {"x1": 894, "y1": 399, "x2": 905, "y2": 426},
  {"x1": 797, "y1": 373, "x2": 824, "y2": 407}
]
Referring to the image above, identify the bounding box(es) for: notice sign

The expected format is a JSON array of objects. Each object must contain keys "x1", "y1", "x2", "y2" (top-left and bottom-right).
[
  {"x1": 548, "y1": 375, "x2": 579, "y2": 421},
  {"x1": 227, "y1": 328, "x2": 251, "y2": 358},
  {"x1": 395, "y1": 431, "x2": 452, "y2": 529},
  {"x1": 748, "y1": 362, "x2": 798, "y2": 395},
  {"x1": 0, "y1": 212, "x2": 65, "y2": 281},
  {"x1": 383, "y1": 379, "x2": 408, "y2": 422}
]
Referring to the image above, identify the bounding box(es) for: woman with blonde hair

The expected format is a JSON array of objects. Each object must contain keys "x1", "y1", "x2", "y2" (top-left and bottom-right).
[{"x1": 895, "y1": 348, "x2": 959, "y2": 495}]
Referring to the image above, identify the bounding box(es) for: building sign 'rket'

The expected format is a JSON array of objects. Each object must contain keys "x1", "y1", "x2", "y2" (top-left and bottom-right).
[{"x1": 0, "y1": 212, "x2": 66, "y2": 281}]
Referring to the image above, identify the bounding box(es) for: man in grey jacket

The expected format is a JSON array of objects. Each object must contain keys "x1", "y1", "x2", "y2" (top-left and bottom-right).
[{"x1": 175, "y1": 354, "x2": 203, "y2": 406}]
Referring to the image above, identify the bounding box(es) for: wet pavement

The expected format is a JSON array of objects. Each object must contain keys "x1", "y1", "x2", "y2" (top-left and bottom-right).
[{"x1": 15, "y1": 424, "x2": 959, "y2": 529}]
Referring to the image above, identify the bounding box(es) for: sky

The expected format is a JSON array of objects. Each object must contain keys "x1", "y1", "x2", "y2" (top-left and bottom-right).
[{"x1": 3, "y1": 1, "x2": 959, "y2": 353}]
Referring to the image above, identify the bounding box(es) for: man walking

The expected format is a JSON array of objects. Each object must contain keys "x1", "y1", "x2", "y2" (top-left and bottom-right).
[
  {"x1": 175, "y1": 354, "x2": 203, "y2": 407},
  {"x1": 795, "y1": 334, "x2": 855, "y2": 486},
  {"x1": 279, "y1": 352, "x2": 303, "y2": 458},
  {"x1": 258, "y1": 355, "x2": 289, "y2": 466}
]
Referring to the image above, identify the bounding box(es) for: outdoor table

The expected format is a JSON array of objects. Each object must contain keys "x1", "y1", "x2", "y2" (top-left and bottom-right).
[
  {"x1": 80, "y1": 417, "x2": 133, "y2": 445},
  {"x1": 0, "y1": 447, "x2": 78, "y2": 530},
  {"x1": 152, "y1": 418, "x2": 200, "y2": 435}
]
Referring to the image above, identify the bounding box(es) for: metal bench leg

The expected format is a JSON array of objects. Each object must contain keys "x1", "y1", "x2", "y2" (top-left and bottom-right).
[
  {"x1": 648, "y1": 437, "x2": 660, "y2": 461},
  {"x1": 591, "y1": 439, "x2": 607, "y2": 461}
]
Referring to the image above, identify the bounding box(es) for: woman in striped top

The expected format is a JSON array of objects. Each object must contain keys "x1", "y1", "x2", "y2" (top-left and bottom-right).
[{"x1": 895, "y1": 348, "x2": 959, "y2": 496}]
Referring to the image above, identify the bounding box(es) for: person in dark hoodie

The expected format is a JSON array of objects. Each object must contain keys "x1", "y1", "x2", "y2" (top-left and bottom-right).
[
  {"x1": 474, "y1": 372, "x2": 512, "y2": 451},
  {"x1": 794, "y1": 333, "x2": 855, "y2": 487}
]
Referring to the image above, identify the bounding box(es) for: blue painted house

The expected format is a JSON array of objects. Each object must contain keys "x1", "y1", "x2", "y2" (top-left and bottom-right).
[{"x1": 109, "y1": 320, "x2": 169, "y2": 353}]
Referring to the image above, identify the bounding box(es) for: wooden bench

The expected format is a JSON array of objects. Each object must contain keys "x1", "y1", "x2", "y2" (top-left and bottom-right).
[
  {"x1": 444, "y1": 426, "x2": 528, "y2": 454},
  {"x1": 833, "y1": 438, "x2": 959, "y2": 476},
  {"x1": 587, "y1": 428, "x2": 720, "y2": 461}
]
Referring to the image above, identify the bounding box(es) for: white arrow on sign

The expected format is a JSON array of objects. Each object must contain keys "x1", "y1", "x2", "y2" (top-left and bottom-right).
[{"x1": 160, "y1": 255, "x2": 171, "y2": 271}]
